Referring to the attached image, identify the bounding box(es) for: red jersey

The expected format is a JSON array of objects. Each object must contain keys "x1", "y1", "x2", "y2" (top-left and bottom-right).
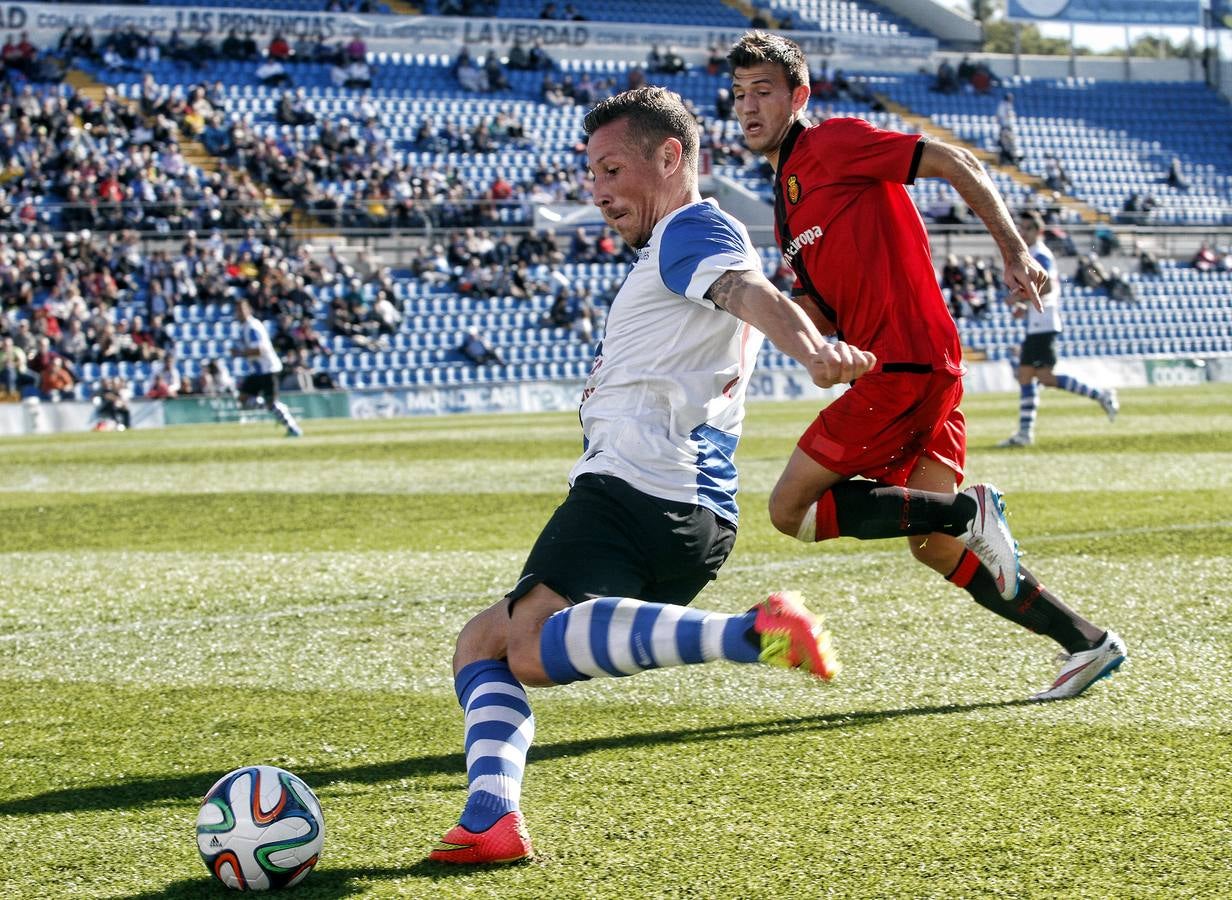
[{"x1": 774, "y1": 117, "x2": 963, "y2": 375}]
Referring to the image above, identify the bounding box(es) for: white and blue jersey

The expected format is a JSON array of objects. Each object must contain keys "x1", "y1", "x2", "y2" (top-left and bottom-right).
[
  {"x1": 1025, "y1": 239, "x2": 1062, "y2": 335},
  {"x1": 238, "y1": 316, "x2": 283, "y2": 375},
  {"x1": 570, "y1": 199, "x2": 765, "y2": 526}
]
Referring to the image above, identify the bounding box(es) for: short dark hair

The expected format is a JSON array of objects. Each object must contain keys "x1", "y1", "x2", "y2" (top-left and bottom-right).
[
  {"x1": 582, "y1": 86, "x2": 698, "y2": 170},
  {"x1": 1019, "y1": 210, "x2": 1044, "y2": 230},
  {"x1": 727, "y1": 31, "x2": 810, "y2": 92}
]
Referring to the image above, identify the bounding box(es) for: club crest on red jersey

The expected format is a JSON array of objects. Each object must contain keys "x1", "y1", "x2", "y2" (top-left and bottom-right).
[{"x1": 786, "y1": 174, "x2": 801, "y2": 204}]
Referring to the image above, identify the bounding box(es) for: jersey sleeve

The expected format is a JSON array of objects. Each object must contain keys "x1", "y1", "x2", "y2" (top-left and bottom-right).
[
  {"x1": 658, "y1": 203, "x2": 759, "y2": 306},
  {"x1": 811, "y1": 116, "x2": 927, "y2": 185}
]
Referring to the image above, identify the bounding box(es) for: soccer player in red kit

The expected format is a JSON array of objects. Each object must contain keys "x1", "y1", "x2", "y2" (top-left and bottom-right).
[{"x1": 728, "y1": 32, "x2": 1125, "y2": 701}]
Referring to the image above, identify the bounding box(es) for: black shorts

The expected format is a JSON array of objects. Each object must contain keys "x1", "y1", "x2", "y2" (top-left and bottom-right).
[
  {"x1": 239, "y1": 372, "x2": 278, "y2": 404},
  {"x1": 1020, "y1": 331, "x2": 1059, "y2": 369},
  {"x1": 506, "y1": 472, "x2": 737, "y2": 612}
]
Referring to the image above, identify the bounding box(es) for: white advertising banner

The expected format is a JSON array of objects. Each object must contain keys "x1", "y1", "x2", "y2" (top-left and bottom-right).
[{"x1": 17, "y1": 3, "x2": 937, "y2": 63}]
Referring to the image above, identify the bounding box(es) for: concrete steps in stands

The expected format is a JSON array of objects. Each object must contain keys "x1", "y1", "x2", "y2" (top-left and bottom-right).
[{"x1": 874, "y1": 92, "x2": 1106, "y2": 225}]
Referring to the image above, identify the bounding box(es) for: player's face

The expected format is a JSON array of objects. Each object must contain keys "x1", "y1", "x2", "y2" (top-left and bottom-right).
[
  {"x1": 587, "y1": 118, "x2": 670, "y2": 249},
  {"x1": 732, "y1": 63, "x2": 805, "y2": 164}
]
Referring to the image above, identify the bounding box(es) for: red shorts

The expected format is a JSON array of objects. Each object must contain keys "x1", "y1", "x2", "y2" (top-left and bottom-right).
[{"x1": 798, "y1": 370, "x2": 967, "y2": 486}]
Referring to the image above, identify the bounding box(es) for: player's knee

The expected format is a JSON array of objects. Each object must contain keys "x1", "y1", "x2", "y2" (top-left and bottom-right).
[
  {"x1": 767, "y1": 489, "x2": 805, "y2": 539},
  {"x1": 452, "y1": 603, "x2": 509, "y2": 673},
  {"x1": 506, "y1": 630, "x2": 552, "y2": 687},
  {"x1": 908, "y1": 533, "x2": 960, "y2": 572}
]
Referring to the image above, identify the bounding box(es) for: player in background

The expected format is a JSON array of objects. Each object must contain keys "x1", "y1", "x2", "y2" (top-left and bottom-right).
[
  {"x1": 998, "y1": 209, "x2": 1119, "y2": 447},
  {"x1": 231, "y1": 299, "x2": 303, "y2": 437},
  {"x1": 427, "y1": 86, "x2": 1017, "y2": 867},
  {"x1": 727, "y1": 32, "x2": 1125, "y2": 701}
]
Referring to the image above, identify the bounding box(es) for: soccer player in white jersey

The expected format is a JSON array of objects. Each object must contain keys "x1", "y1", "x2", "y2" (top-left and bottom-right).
[
  {"x1": 428, "y1": 86, "x2": 880, "y2": 866},
  {"x1": 998, "y1": 210, "x2": 1119, "y2": 447},
  {"x1": 231, "y1": 300, "x2": 303, "y2": 437}
]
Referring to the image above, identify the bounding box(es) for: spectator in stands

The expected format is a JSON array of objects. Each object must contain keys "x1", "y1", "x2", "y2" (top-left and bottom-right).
[
  {"x1": 1073, "y1": 253, "x2": 1109, "y2": 289},
  {"x1": 344, "y1": 32, "x2": 367, "y2": 64},
  {"x1": 1118, "y1": 189, "x2": 1149, "y2": 223},
  {"x1": 149, "y1": 349, "x2": 183, "y2": 397},
  {"x1": 195, "y1": 358, "x2": 236, "y2": 397},
  {"x1": 996, "y1": 123, "x2": 1022, "y2": 166},
  {"x1": 995, "y1": 91, "x2": 1016, "y2": 130},
  {"x1": 933, "y1": 59, "x2": 958, "y2": 94},
  {"x1": 344, "y1": 59, "x2": 373, "y2": 89},
  {"x1": 939, "y1": 254, "x2": 967, "y2": 319},
  {"x1": 1192, "y1": 241, "x2": 1218, "y2": 272},
  {"x1": 527, "y1": 38, "x2": 554, "y2": 71},
  {"x1": 39, "y1": 354, "x2": 73, "y2": 400},
  {"x1": 707, "y1": 44, "x2": 728, "y2": 76},
  {"x1": 1164, "y1": 155, "x2": 1189, "y2": 191},
  {"x1": 1137, "y1": 249, "x2": 1161, "y2": 277},
  {"x1": 458, "y1": 327, "x2": 504, "y2": 365},
  {"x1": 563, "y1": 3, "x2": 586, "y2": 19},
  {"x1": 507, "y1": 39, "x2": 532, "y2": 71},
  {"x1": 455, "y1": 48, "x2": 488, "y2": 93},
  {"x1": 277, "y1": 88, "x2": 316, "y2": 127},
  {"x1": 268, "y1": 33, "x2": 293, "y2": 62},
  {"x1": 58, "y1": 317, "x2": 89, "y2": 366},
  {"x1": 539, "y1": 1, "x2": 559, "y2": 18},
  {"x1": 221, "y1": 29, "x2": 250, "y2": 62},
  {"x1": 1103, "y1": 267, "x2": 1137, "y2": 304},
  {"x1": 1043, "y1": 154, "x2": 1073, "y2": 194},
  {"x1": 1, "y1": 332, "x2": 33, "y2": 395},
  {"x1": 258, "y1": 57, "x2": 292, "y2": 88},
  {"x1": 647, "y1": 45, "x2": 686, "y2": 75},
  {"x1": 484, "y1": 50, "x2": 509, "y2": 91}
]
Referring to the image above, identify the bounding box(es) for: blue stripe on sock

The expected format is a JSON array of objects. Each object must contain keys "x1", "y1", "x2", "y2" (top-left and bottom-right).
[
  {"x1": 466, "y1": 692, "x2": 533, "y2": 720},
  {"x1": 466, "y1": 755, "x2": 525, "y2": 780},
  {"x1": 540, "y1": 607, "x2": 587, "y2": 685},
  {"x1": 721, "y1": 611, "x2": 760, "y2": 663},
  {"x1": 464, "y1": 721, "x2": 533, "y2": 755},
  {"x1": 629, "y1": 602, "x2": 661, "y2": 669},
  {"x1": 676, "y1": 611, "x2": 705, "y2": 664},
  {"x1": 460, "y1": 790, "x2": 514, "y2": 833},
  {"x1": 587, "y1": 598, "x2": 622, "y2": 677},
  {"x1": 456, "y1": 659, "x2": 519, "y2": 706}
]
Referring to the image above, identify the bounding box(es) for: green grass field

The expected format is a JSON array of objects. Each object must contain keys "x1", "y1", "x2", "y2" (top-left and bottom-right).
[{"x1": 1, "y1": 385, "x2": 1230, "y2": 899}]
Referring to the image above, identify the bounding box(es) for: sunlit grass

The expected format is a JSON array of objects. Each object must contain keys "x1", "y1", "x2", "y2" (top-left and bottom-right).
[{"x1": 0, "y1": 385, "x2": 1229, "y2": 898}]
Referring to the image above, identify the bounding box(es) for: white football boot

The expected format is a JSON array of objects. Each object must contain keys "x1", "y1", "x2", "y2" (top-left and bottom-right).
[{"x1": 1031, "y1": 630, "x2": 1127, "y2": 702}]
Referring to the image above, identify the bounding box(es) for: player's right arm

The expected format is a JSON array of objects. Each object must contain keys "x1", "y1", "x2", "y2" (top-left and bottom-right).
[
  {"x1": 706, "y1": 268, "x2": 875, "y2": 388},
  {"x1": 915, "y1": 140, "x2": 1047, "y2": 312}
]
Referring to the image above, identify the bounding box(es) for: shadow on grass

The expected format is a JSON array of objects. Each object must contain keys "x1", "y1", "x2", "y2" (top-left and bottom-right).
[
  {"x1": 4, "y1": 697, "x2": 1033, "y2": 819},
  {"x1": 129, "y1": 860, "x2": 503, "y2": 899}
]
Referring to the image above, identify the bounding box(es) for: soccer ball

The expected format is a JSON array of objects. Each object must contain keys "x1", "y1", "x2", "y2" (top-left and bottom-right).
[{"x1": 196, "y1": 765, "x2": 325, "y2": 891}]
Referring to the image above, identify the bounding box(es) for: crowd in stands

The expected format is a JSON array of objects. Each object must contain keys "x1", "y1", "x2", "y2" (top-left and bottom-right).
[{"x1": 932, "y1": 55, "x2": 1000, "y2": 95}]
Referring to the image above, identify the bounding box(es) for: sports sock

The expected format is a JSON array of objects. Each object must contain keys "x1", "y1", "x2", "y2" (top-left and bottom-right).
[
  {"x1": 271, "y1": 400, "x2": 301, "y2": 433},
  {"x1": 802, "y1": 482, "x2": 976, "y2": 542},
  {"x1": 946, "y1": 550, "x2": 1103, "y2": 653},
  {"x1": 1055, "y1": 374, "x2": 1104, "y2": 403},
  {"x1": 453, "y1": 659, "x2": 534, "y2": 833},
  {"x1": 1017, "y1": 381, "x2": 1040, "y2": 438},
  {"x1": 538, "y1": 597, "x2": 760, "y2": 686}
]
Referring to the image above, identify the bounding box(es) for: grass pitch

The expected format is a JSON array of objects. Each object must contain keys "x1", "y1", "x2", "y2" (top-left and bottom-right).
[{"x1": 1, "y1": 385, "x2": 1230, "y2": 899}]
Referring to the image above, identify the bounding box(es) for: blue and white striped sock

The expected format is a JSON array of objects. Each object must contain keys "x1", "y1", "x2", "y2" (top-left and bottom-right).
[
  {"x1": 539, "y1": 597, "x2": 760, "y2": 685},
  {"x1": 454, "y1": 660, "x2": 534, "y2": 833},
  {"x1": 1018, "y1": 381, "x2": 1040, "y2": 438},
  {"x1": 1055, "y1": 374, "x2": 1104, "y2": 402}
]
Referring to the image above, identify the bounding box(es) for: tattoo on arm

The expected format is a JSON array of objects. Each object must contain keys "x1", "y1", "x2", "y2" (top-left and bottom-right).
[{"x1": 705, "y1": 269, "x2": 745, "y2": 313}]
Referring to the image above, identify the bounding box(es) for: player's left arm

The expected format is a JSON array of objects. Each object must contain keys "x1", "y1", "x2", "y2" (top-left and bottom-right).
[
  {"x1": 915, "y1": 140, "x2": 1046, "y2": 311},
  {"x1": 706, "y1": 269, "x2": 875, "y2": 388}
]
